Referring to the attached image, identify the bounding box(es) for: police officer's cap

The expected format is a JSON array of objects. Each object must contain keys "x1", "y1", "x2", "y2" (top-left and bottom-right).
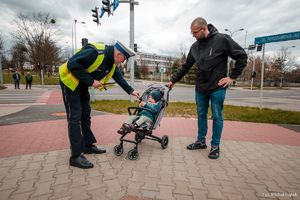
[{"x1": 115, "y1": 40, "x2": 136, "y2": 59}]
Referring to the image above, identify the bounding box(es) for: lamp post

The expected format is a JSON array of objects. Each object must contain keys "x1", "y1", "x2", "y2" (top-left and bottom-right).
[
  {"x1": 224, "y1": 28, "x2": 244, "y2": 82},
  {"x1": 279, "y1": 45, "x2": 296, "y2": 88},
  {"x1": 72, "y1": 19, "x2": 86, "y2": 54}
]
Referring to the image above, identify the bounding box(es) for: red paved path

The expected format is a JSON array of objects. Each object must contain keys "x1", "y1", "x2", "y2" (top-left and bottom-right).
[
  {"x1": 0, "y1": 89, "x2": 299, "y2": 158},
  {"x1": 0, "y1": 114, "x2": 299, "y2": 158}
]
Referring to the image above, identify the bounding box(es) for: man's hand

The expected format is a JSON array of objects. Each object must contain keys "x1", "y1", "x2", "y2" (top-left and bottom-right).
[
  {"x1": 131, "y1": 90, "x2": 140, "y2": 99},
  {"x1": 218, "y1": 77, "x2": 234, "y2": 88},
  {"x1": 167, "y1": 81, "x2": 175, "y2": 89},
  {"x1": 92, "y1": 80, "x2": 102, "y2": 88}
]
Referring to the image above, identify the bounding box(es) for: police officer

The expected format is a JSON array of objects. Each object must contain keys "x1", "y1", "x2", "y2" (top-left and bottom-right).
[{"x1": 59, "y1": 41, "x2": 140, "y2": 169}]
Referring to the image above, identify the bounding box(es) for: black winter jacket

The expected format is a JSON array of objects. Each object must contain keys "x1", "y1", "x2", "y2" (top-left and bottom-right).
[{"x1": 171, "y1": 24, "x2": 247, "y2": 93}]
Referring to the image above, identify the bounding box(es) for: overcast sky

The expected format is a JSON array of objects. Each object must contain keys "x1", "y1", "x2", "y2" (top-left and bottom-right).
[{"x1": 1, "y1": 0, "x2": 300, "y2": 63}]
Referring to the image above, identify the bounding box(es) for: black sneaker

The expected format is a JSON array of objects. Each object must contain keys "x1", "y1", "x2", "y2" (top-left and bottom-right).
[
  {"x1": 208, "y1": 146, "x2": 220, "y2": 159},
  {"x1": 187, "y1": 140, "x2": 207, "y2": 150},
  {"x1": 69, "y1": 155, "x2": 94, "y2": 169}
]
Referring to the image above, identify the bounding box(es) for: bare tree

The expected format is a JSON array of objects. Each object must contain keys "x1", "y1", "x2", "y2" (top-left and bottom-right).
[
  {"x1": 10, "y1": 42, "x2": 27, "y2": 73},
  {"x1": 11, "y1": 12, "x2": 61, "y2": 76},
  {"x1": 276, "y1": 47, "x2": 296, "y2": 87},
  {"x1": 0, "y1": 34, "x2": 3, "y2": 51}
]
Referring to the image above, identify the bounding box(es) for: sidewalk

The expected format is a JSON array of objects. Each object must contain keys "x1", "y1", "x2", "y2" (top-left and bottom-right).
[{"x1": 0, "y1": 88, "x2": 300, "y2": 199}]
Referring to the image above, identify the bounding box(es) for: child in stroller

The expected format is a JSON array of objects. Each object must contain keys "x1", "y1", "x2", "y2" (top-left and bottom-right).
[
  {"x1": 114, "y1": 84, "x2": 170, "y2": 160},
  {"x1": 117, "y1": 89, "x2": 161, "y2": 135}
]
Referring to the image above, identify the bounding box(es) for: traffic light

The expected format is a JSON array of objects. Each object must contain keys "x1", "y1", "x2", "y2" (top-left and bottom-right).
[
  {"x1": 113, "y1": 0, "x2": 119, "y2": 11},
  {"x1": 102, "y1": 0, "x2": 111, "y2": 16},
  {"x1": 134, "y1": 43, "x2": 138, "y2": 52},
  {"x1": 257, "y1": 44, "x2": 262, "y2": 52},
  {"x1": 82, "y1": 38, "x2": 88, "y2": 47},
  {"x1": 91, "y1": 7, "x2": 99, "y2": 25}
]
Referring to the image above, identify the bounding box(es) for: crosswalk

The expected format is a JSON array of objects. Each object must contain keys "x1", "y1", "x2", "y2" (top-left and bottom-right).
[{"x1": 0, "y1": 89, "x2": 50, "y2": 105}]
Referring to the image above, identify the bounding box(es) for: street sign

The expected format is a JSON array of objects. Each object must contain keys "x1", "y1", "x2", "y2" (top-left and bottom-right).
[
  {"x1": 248, "y1": 44, "x2": 256, "y2": 50},
  {"x1": 159, "y1": 67, "x2": 166, "y2": 73},
  {"x1": 255, "y1": 31, "x2": 300, "y2": 44}
]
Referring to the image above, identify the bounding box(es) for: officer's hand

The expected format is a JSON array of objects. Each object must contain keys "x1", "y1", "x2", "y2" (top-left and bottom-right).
[
  {"x1": 131, "y1": 90, "x2": 140, "y2": 99},
  {"x1": 167, "y1": 81, "x2": 175, "y2": 89},
  {"x1": 92, "y1": 80, "x2": 102, "y2": 88},
  {"x1": 218, "y1": 77, "x2": 234, "y2": 88}
]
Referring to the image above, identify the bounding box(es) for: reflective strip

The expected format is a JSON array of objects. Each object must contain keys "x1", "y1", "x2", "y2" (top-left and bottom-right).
[
  {"x1": 98, "y1": 64, "x2": 116, "y2": 91},
  {"x1": 59, "y1": 43, "x2": 106, "y2": 91},
  {"x1": 59, "y1": 62, "x2": 79, "y2": 91}
]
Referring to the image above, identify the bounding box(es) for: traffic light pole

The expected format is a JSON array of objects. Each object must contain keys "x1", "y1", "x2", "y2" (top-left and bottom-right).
[
  {"x1": 129, "y1": 0, "x2": 135, "y2": 102},
  {"x1": 118, "y1": 0, "x2": 138, "y2": 102}
]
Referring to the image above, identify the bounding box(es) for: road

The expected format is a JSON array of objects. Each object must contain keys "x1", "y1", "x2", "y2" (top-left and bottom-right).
[
  {"x1": 1, "y1": 81, "x2": 300, "y2": 112},
  {"x1": 89, "y1": 81, "x2": 300, "y2": 111}
]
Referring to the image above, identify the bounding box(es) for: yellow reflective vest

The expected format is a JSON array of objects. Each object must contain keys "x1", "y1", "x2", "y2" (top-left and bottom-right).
[{"x1": 59, "y1": 43, "x2": 116, "y2": 91}]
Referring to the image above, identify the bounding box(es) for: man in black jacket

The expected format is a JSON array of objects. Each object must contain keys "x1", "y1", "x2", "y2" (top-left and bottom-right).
[
  {"x1": 59, "y1": 41, "x2": 140, "y2": 168},
  {"x1": 168, "y1": 17, "x2": 247, "y2": 159},
  {"x1": 13, "y1": 71, "x2": 21, "y2": 89}
]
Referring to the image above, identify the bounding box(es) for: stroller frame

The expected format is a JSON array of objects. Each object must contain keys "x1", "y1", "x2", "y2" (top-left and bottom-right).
[{"x1": 114, "y1": 84, "x2": 170, "y2": 160}]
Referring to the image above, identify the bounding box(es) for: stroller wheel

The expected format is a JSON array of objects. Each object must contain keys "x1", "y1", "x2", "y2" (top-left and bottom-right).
[
  {"x1": 114, "y1": 144, "x2": 123, "y2": 156},
  {"x1": 161, "y1": 135, "x2": 169, "y2": 149},
  {"x1": 128, "y1": 149, "x2": 139, "y2": 160}
]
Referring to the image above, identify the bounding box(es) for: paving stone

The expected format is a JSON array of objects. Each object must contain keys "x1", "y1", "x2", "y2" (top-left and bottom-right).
[
  {"x1": 173, "y1": 171, "x2": 188, "y2": 182},
  {"x1": 87, "y1": 187, "x2": 108, "y2": 200},
  {"x1": 21, "y1": 169, "x2": 39, "y2": 181},
  {"x1": 237, "y1": 188, "x2": 257, "y2": 200},
  {"x1": 11, "y1": 160, "x2": 29, "y2": 169},
  {"x1": 87, "y1": 175, "x2": 106, "y2": 191},
  {"x1": 13, "y1": 179, "x2": 35, "y2": 194},
  {"x1": 31, "y1": 180, "x2": 54, "y2": 197},
  {"x1": 10, "y1": 191, "x2": 32, "y2": 200},
  {"x1": 205, "y1": 184, "x2": 226, "y2": 199},
  {"x1": 141, "y1": 177, "x2": 159, "y2": 191},
  {"x1": 140, "y1": 189, "x2": 158, "y2": 199},
  {"x1": 188, "y1": 177, "x2": 206, "y2": 190},
  {"x1": 127, "y1": 180, "x2": 144, "y2": 196},
  {"x1": 156, "y1": 185, "x2": 175, "y2": 200},
  {"x1": 0, "y1": 177, "x2": 21, "y2": 191},
  {"x1": 145, "y1": 168, "x2": 160, "y2": 178},
  {"x1": 70, "y1": 185, "x2": 91, "y2": 200},
  {"x1": 173, "y1": 180, "x2": 192, "y2": 196},
  {"x1": 28, "y1": 161, "x2": 43, "y2": 171},
  {"x1": 223, "y1": 192, "x2": 244, "y2": 200},
  {"x1": 51, "y1": 183, "x2": 71, "y2": 199},
  {"x1": 55, "y1": 164, "x2": 70, "y2": 175},
  {"x1": 105, "y1": 178, "x2": 122, "y2": 193},
  {"x1": 31, "y1": 193, "x2": 52, "y2": 200},
  {"x1": 53, "y1": 173, "x2": 71, "y2": 185},
  {"x1": 0, "y1": 189, "x2": 15, "y2": 200},
  {"x1": 38, "y1": 170, "x2": 56, "y2": 182},
  {"x1": 158, "y1": 173, "x2": 174, "y2": 186},
  {"x1": 190, "y1": 189, "x2": 208, "y2": 200}
]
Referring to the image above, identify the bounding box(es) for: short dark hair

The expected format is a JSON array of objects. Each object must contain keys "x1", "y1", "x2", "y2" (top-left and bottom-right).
[{"x1": 191, "y1": 17, "x2": 207, "y2": 27}]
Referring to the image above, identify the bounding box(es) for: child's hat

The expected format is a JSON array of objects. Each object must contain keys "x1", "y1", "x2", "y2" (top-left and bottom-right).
[{"x1": 150, "y1": 90, "x2": 162, "y2": 102}]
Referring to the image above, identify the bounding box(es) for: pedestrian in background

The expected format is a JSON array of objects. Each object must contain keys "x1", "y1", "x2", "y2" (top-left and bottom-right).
[
  {"x1": 59, "y1": 41, "x2": 140, "y2": 169},
  {"x1": 25, "y1": 72, "x2": 33, "y2": 89},
  {"x1": 12, "y1": 70, "x2": 21, "y2": 89},
  {"x1": 168, "y1": 17, "x2": 247, "y2": 159}
]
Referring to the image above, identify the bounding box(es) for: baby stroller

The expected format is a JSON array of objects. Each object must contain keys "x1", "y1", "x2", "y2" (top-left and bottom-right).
[{"x1": 114, "y1": 84, "x2": 171, "y2": 160}]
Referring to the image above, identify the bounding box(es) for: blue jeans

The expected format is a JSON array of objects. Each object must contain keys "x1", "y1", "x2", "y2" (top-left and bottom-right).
[{"x1": 195, "y1": 88, "x2": 226, "y2": 146}]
